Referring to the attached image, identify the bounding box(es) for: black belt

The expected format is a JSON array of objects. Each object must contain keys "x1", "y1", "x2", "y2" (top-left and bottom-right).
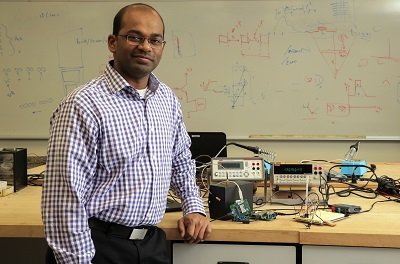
[{"x1": 88, "y1": 217, "x2": 156, "y2": 240}]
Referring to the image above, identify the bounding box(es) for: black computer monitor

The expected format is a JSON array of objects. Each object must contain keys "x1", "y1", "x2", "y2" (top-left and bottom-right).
[{"x1": 188, "y1": 131, "x2": 227, "y2": 167}]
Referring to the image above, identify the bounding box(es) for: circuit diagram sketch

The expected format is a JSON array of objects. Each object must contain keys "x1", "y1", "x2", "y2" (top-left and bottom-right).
[
  {"x1": 218, "y1": 20, "x2": 271, "y2": 58},
  {"x1": 327, "y1": 78, "x2": 381, "y2": 117},
  {"x1": 309, "y1": 25, "x2": 354, "y2": 79},
  {"x1": 172, "y1": 68, "x2": 207, "y2": 118},
  {"x1": 172, "y1": 64, "x2": 259, "y2": 118}
]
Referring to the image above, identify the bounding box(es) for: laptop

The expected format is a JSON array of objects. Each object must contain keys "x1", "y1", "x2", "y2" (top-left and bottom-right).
[
  {"x1": 166, "y1": 197, "x2": 182, "y2": 212},
  {"x1": 188, "y1": 131, "x2": 227, "y2": 167},
  {"x1": 165, "y1": 132, "x2": 227, "y2": 213}
]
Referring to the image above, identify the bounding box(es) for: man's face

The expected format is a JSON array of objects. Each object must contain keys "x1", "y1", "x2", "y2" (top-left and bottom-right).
[{"x1": 108, "y1": 6, "x2": 165, "y2": 84}]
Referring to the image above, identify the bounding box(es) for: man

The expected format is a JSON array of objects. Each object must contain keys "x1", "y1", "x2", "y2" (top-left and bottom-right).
[{"x1": 42, "y1": 3, "x2": 211, "y2": 263}]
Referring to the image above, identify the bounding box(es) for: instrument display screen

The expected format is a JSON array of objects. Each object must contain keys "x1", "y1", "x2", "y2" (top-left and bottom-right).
[
  {"x1": 273, "y1": 164, "x2": 313, "y2": 174},
  {"x1": 218, "y1": 161, "x2": 244, "y2": 170}
]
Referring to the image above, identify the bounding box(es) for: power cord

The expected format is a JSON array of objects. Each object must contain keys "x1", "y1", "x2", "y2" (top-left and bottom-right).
[{"x1": 376, "y1": 175, "x2": 400, "y2": 196}]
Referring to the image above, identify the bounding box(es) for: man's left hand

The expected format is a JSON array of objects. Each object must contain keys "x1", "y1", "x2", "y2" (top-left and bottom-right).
[{"x1": 177, "y1": 213, "x2": 212, "y2": 243}]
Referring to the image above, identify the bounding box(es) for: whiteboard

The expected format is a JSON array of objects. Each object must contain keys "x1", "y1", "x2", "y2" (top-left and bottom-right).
[{"x1": 0, "y1": 1, "x2": 399, "y2": 139}]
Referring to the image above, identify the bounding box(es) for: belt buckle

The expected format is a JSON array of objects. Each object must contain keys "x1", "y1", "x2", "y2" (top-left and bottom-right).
[{"x1": 129, "y1": 228, "x2": 148, "y2": 240}]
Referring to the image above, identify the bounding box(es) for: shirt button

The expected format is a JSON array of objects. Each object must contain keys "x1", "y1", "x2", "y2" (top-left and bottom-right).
[{"x1": 146, "y1": 213, "x2": 152, "y2": 218}]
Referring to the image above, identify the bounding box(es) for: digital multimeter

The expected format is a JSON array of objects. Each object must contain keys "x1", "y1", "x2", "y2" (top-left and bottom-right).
[
  {"x1": 210, "y1": 157, "x2": 265, "y2": 181},
  {"x1": 272, "y1": 163, "x2": 324, "y2": 186}
]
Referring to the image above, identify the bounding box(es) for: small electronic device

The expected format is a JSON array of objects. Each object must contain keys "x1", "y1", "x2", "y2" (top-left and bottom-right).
[
  {"x1": 230, "y1": 199, "x2": 252, "y2": 222},
  {"x1": 210, "y1": 157, "x2": 265, "y2": 181},
  {"x1": 331, "y1": 204, "x2": 361, "y2": 214},
  {"x1": 252, "y1": 210, "x2": 277, "y2": 221},
  {"x1": 272, "y1": 163, "x2": 324, "y2": 186}
]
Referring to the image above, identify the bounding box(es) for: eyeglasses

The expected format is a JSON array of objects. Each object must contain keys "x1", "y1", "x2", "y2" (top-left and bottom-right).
[{"x1": 117, "y1": 34, "x2": 166, "y2": 48}]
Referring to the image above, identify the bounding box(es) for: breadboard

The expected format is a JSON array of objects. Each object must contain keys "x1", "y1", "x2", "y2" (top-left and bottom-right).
[{"x1": 294, "y1": 210, "x2": 346, "y2": 225}]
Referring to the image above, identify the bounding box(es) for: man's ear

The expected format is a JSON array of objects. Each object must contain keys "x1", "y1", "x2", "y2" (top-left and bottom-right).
[{"x1": 108, "y1": 34, "x2": 117, "y2": 53}]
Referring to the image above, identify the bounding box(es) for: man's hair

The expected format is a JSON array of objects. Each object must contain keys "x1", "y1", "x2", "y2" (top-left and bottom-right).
[{"x1": 112, "y1": 3, "x2": 165, "y2": 36}]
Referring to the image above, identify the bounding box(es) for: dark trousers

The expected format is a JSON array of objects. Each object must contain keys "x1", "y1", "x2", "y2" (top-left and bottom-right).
[{"x1": 46, "y1": 220, "x2": 170, "y2": 264}]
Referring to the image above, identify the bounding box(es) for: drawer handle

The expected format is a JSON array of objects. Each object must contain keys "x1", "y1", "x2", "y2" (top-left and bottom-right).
[{"x1": 217, "y1": 262, "x2": 249, "y2": 264}]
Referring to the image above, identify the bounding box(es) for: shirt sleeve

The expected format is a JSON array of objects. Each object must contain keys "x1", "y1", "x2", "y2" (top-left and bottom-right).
[
  {"x1": 41, "y1": 98, "x2": 98, "y2": 263},
  {"x1": 169, "y1": 104, "x2": 206, "y2": 216}
]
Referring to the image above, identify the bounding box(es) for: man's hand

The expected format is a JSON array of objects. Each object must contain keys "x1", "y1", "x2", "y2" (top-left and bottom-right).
[{"x1": 177, "y1": 213, "x2": 212, "y2": 243}]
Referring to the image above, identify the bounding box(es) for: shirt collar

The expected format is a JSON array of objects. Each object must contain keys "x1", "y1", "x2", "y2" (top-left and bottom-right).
[{"x1": 104, "y1": 60, "x2": 160, "y2": 95}]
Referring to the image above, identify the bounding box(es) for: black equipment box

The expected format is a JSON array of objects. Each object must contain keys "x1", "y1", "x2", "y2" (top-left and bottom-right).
[
  {"x1": 208, "y1": 180, "x2": 254, "y2": 220},
  {"x1": 0, "y1": 148, "x2": 27, "y2": 192}
]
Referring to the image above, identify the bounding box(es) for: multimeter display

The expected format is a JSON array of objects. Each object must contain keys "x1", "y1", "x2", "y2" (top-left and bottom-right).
[
  {"x1": 273, "y1": 164, "x2": 313, "y2": 174},
  {"x1": 218, "y1": 161, "x2": 243, "y2": 169},
  {"x1": 272, "y1": 163, "x2": 324, "y2": 186}
]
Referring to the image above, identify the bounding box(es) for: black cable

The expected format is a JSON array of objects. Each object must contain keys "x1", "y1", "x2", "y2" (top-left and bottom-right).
[
  {"x1": 376, "y1": 175, "x2": 400, "y2": 196},
  {"x1": 210, "y1": 212, "x2": 232, "y2": 222},
  {"x1": 360, "y1": 197, "x2": 400, "y2": 213},
  {"x1": 320, "y1": 164, "x2": 380, "y2": 203},
  {"x1": 275, "y1": 211, "x2": 299, "y2": 216},
  {"x1": 27, "y1": 174, "x2": 44, "y2": 186},
  {"x1": 301, "y1": 159, "x2": 342, "y2": 165}
]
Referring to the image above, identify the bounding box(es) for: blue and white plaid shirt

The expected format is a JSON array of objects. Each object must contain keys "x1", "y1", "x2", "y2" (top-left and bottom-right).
[{"x1": 42, "y1": 61, "x2": 205, "y2": 263}]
